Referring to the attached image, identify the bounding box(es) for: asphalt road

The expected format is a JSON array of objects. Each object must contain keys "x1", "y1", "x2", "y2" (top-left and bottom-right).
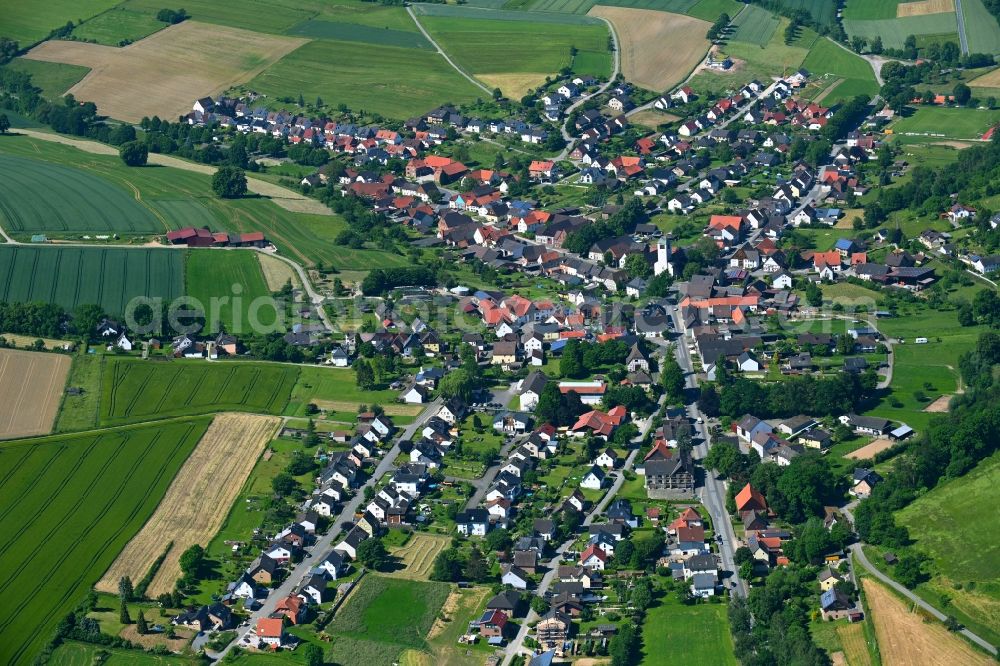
[
  {"x1": 957, "y1": 0, "x2": 970, "y2": 55},
  {"x1": 215, "y1": 398, "x2": 443, "y2": 658}
]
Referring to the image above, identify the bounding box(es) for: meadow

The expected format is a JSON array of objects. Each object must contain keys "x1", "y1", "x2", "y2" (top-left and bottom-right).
[
  {"x1": 772, "y1": 0, "x2": 837, "y2": 26},
  {"x1": 523, "y1": 0, "x2": 697, "y2": 15},
  {"x1": 692, "y1": 18, "x2": 815, "y2": 92},
  {"x1": 49, "y1": 641, "x2": 200, "y2": 666},
  {"x1": 185, "y1": 250, "x2": 275, "y2": 334},
  {"x1": 729, "y1": 4, "x2": 781, "y2": 46},
  {"x1": 99, "y1": 359, "x2": 298, "y2": 425},
  {"x1": 0, "y1": 153, "x2": 164, "y2": 235},
  {"x1": 0, "y1": 246, "x2": 185, "y2": 315},
  {"x1": 288, "y1": 20, "x2": 432, "y2": 49},
  {"x1": 247, "y1": 38, "x2": 483, "y2": 120},
  {"x1": 843, "y1": 13, "x2": 960, "y2": 50},
  {"x1": 801, "y1": 38, "x2": 878, "y2": 100},
  {"x1": 0, "y1": 0, "x2": 119, "y2": 45},
  {"x1": 843, "y1": 0, "x2": 898, "y2": 20},
  {"x1": 641, "y1": 594, "x2": 737, "y2": 665},
  {"x1": 0, "y1": 417, "x2": 209, "y2": 665},
  {"x1": 413, "y1": 3, "x2": 606, "y2": 23},
  {"x1": 4, "y1": 58, "x2": 90, "y2": 98},
  {"x1": 897, "y1": 451, "x2": 1000, "y2": 643},
  {"x1": 70, "y1": 6, "x2": 168, "y2": 45},
  {"x1": 686, "y1": 0, "x2": 743, "y2": 21},
  {"x1": 120, "y1": 0, "x2": 317, "y2": 34},
  {"x1": 420, "y1": 16, "x2": 612, "y2": 80},
  {"x1": 962, "y1": 0, "x2": 1000, "y2": 53},
  {"x1": 284, "y1": 366, "x2": 405, "y2": 416},
  {"x1": 891, "y1": 106, "x2": 1000, "y2": 141}
]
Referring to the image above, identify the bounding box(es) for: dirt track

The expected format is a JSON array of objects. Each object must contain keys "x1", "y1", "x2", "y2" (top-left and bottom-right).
[
  {"x1": 0, "y1": 349, "x2": 70, "y2": 439},
  {"x1": 97, "y1": 413, "x2": 280, "y2": 595}
]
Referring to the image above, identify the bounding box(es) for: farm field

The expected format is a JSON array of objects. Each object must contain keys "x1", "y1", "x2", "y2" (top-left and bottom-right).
[
  {"x1": 288, "y1": 20, "x2": 431, "y2": 49},
  {"x1": 413, "y1": 3, "x2": 605, "y2": 23},
  {"x1": 0, "y1": 349, "x2": 71, "y2": 439},
  {"x1": 772, "y1": 0, "x2": 837, "y2": 26},
  {"x1": 641, "y1": 594, "x2": 737, "y2": 665},
  {"x1": 843, "y1": 0, "x2": 898, "y2": 19},
  {"x1": 99, "y1": 359, "x2": 297, "y2": 425},
  {"x1": 896, "y1": 451, "x2": 1000, "y2": 642},
  {"x1": 0, "y1": 417, "x2": 209, "y2": 665},
  {"x1": 0, "y1": 0, "x2": 119, "y2": 44},
  {"x1": 862, "y1": 578, "x2": 993, "y2": 665},
  {"x1": 961, "y1": 0, "x2": 1000, "y2": 53},
  {"x1": 420, "y1": 16, "x2": 612, "y2": 82},
  {"x1": 898, "y1": 0, "x2": 955, "y2": 16},
  {"x1": 801, "y1": 38, "x2": 878, "y2": 101},
  {"x1": 0, "y1": 153, "x2": 163, "y2": 235},
  {"x1": 0, "y1": 246, "x2": 185, "y2": 315},
  {"x1": 22, "y1": 21, "x2": 306, "y2": 122},
  {"x1": 588, "y1": 7, "x2": 710, "y2": 90},
  {"x1": 524, "y1": 0, "x2": 697, "y2": 15},
  {"x1": 49, "y1": 641, "x2": 201, "y2": 666},
  {"x1": 186, "y1": 250, "x2": 275, "y2": 334},
  {"x1": 97, "y1": 413, "x2": 280, "y2": 596},
  {"x1": 686, "y1": 0, "x2": 743, "y2": 21},
  {"x1": 729, "y1": 4, "x2": 780, "y2": 46},
  {"x1": 387, "y1": 533, "x2": 450, "y2": 580},
  {"x1": 258, "y1": 253, "x2": 300, "y2": 291},
  {"x1": 327, "y1": 575, "x2": 451, "y2": 664},
  {"x1": 843, "y1": 13, "x2": 960, "y2": 50},
  {"x1": 246, "y1": 38, "x2": 483, "y2": 121},
  {"x1": 71, "y1": 6, "x2": 168, "y2": 45},
  {"x1": 120, "y1": 0, "x2": 318, "y2": 34},
  {"x1": 4, "y1": 58, "x2": 90, "y2": 98},
  {"x1": 891, "y1": 106, "x2": 1000, "y2": 141}
]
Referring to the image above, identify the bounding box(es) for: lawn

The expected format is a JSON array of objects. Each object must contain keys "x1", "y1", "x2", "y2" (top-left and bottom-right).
[
  {"x1": 71, "y1": 6, "x2": 167, "y2": 45},
  {"x1": 896, "y1": 451, "x2": 1000, "y2": 643},
  {"x1": 0, "y1": 153, "x2": 164, "y2": 235},
  {"x1": 801, "y1": 38, "x2": 878, "y2": 100},
  {"x1": 185, "y1": 249, "x2": 275, "y2": 334},
  {"x1": 284, "y1": 366, "x2": 404, "y2": 417},
  {"x1": 246, "y1": 38, "x2": 484, "y2": 120},
  {"x1": 4, "y1": 58, "x2": 90, "y2": 97},
  {"x1": 420, "y1": 16, "x2": 612, "y2": 78},
  {"x1": 641, "y1": 595, "x2": 737, "y2": 665},
  {"x1": 892, "y1": 106, "x2": 1000, "y2": 142},
  {"x1": 325, "y1": 575, "x2": 451, "y2": 664},
  {"x1": 0, "y1": 245, "x2": 185, "y2": 315},
  {"x1": 842, "y1": 0, "x2": 897, "y2": 20},
  {"x1": 0, "y1": 0, "x2": 119, "y2": 44},
  {"x1": 99, "y1": 358, "x2": 298, "y2": 425},
  {"x1": 0, "y1": 418, "x2": 209, "y2": 666}
]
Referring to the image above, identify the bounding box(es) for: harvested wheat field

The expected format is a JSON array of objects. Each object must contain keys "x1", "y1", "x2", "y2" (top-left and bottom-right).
[
  {"x1": 258, "y1": 253, "x2": 301, "y2": 292},
  {"x1": 97, "y1": 413, "x2": 280, "y2": 595},
  {"x1": 23, "y1": 21, "x2": 305, "y2": 123},
  {"x1": 0, "y1": 348, "x2": 70, "y2": 439},
  {"x1": 923, "y1": 394, "x2": 953, "y2": 412},
  {"x1": 863, "y1": 579, "x2": 992, "y2": 666},
  {"x1": 846, "y1": 438, "x2": 895, "y2": 460},
  {"x1": 898, "y1": 0, "x2": 955, "y2": 17},
  {"x1": 589, "y1": 7, "x2": 710, "y2": 91},
  {"x1": 479, "y1": 73, "x2": 549, "y2": 99},
  {"x1": 388, "y1": 533, "x2": 450, "y2": 580},
  {"x1": 837, "y1": 622, "x2": 873, "y2": 666}
]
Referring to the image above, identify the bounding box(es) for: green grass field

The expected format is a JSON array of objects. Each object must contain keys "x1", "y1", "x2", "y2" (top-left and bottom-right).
[
  {"x1": 0, "y1": 153, "x2": 164, "y2": 235},
  {"x1": 801, "y1": 38, "x2": 878, "y2": 100},
  {"x1": 328, "y1": 575, "x2": 450, "y2": 662},
  {"x1": 100, "y1": 359, "x2": 297, "y2": 425},
  {"x1": 0, "y1": 246, "x2": 184, "y2": 315},
  {"x1": 50, "y1": 641, "x2": 201, "y2": 666},
  {"x1": 414, "y1": 3, "x2": 606, "y2": 22},
  {"x1": 284, "y1": 366, "x2": 401, "y2": 416},
  {"x1": 119, "y1": 0, "x2": 317, "y2": 34},
  {"x1": 642, "y1": 595, "x2": 737, "y2": 665},
  {"x1": 843, "y1": 0, "x2": 897, "y2": 20},
  {"x1": 773, "y1": 0, "x2": 837, "y2": 26},
  {"x1": 247, "y1": 38, "x2": 483, "y2": 120},
  {"x1": 185, "y1": 250, "x2": 275, "y2": 334},
  {"x1": 843, "y1": 13, "x2": 960, "y2": 50},
  {"x1": 0, "y1": 418, "x2": 209, "y2": 665},
  {"x1": 897, "y1": 451, "x2": 1000, "y2": 643},
  {"x1": 4, "y1": 59, "x2": 90, "y2": 98},
  {"x1": 729, "y1": 4, "x2": 780, "y2": 46},
  {"x1": 71, "y1": 6, "x2": 167, "y2": 45},
  {"x1": 288, "y1": 20, "x2": 431, "y2": 49},
  {"x1": 891, "y1": 106, "x2": 1000, "y2": 141},
  {"x1": 961, "y1": 0, "x2": 1000, "y2": 54},
  {"x1": 686, "y1": 0, "x2": 742, "y2": 21},
  {"x1": 523, "y1": 0, "x2": 697, "y2": 14},
  {"x1": 0, "y1": 0, "x2": 120, "y2": 44},
  {"x1": 421, "y1": 16, "x2": 612, "y2": 78}
]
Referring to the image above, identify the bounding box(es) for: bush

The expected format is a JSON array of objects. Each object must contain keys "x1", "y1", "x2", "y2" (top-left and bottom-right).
[{"x1": 118, "y1": 140, "x2": 148, "y2": 166}]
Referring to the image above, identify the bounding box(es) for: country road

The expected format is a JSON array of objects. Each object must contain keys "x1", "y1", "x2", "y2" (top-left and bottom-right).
[
  {"x1": 957, "y1": 0, "x2": 970, "y2": 55},
  {"x1": 407, "y1": 6, "x2": 492, "y2": 95}
]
